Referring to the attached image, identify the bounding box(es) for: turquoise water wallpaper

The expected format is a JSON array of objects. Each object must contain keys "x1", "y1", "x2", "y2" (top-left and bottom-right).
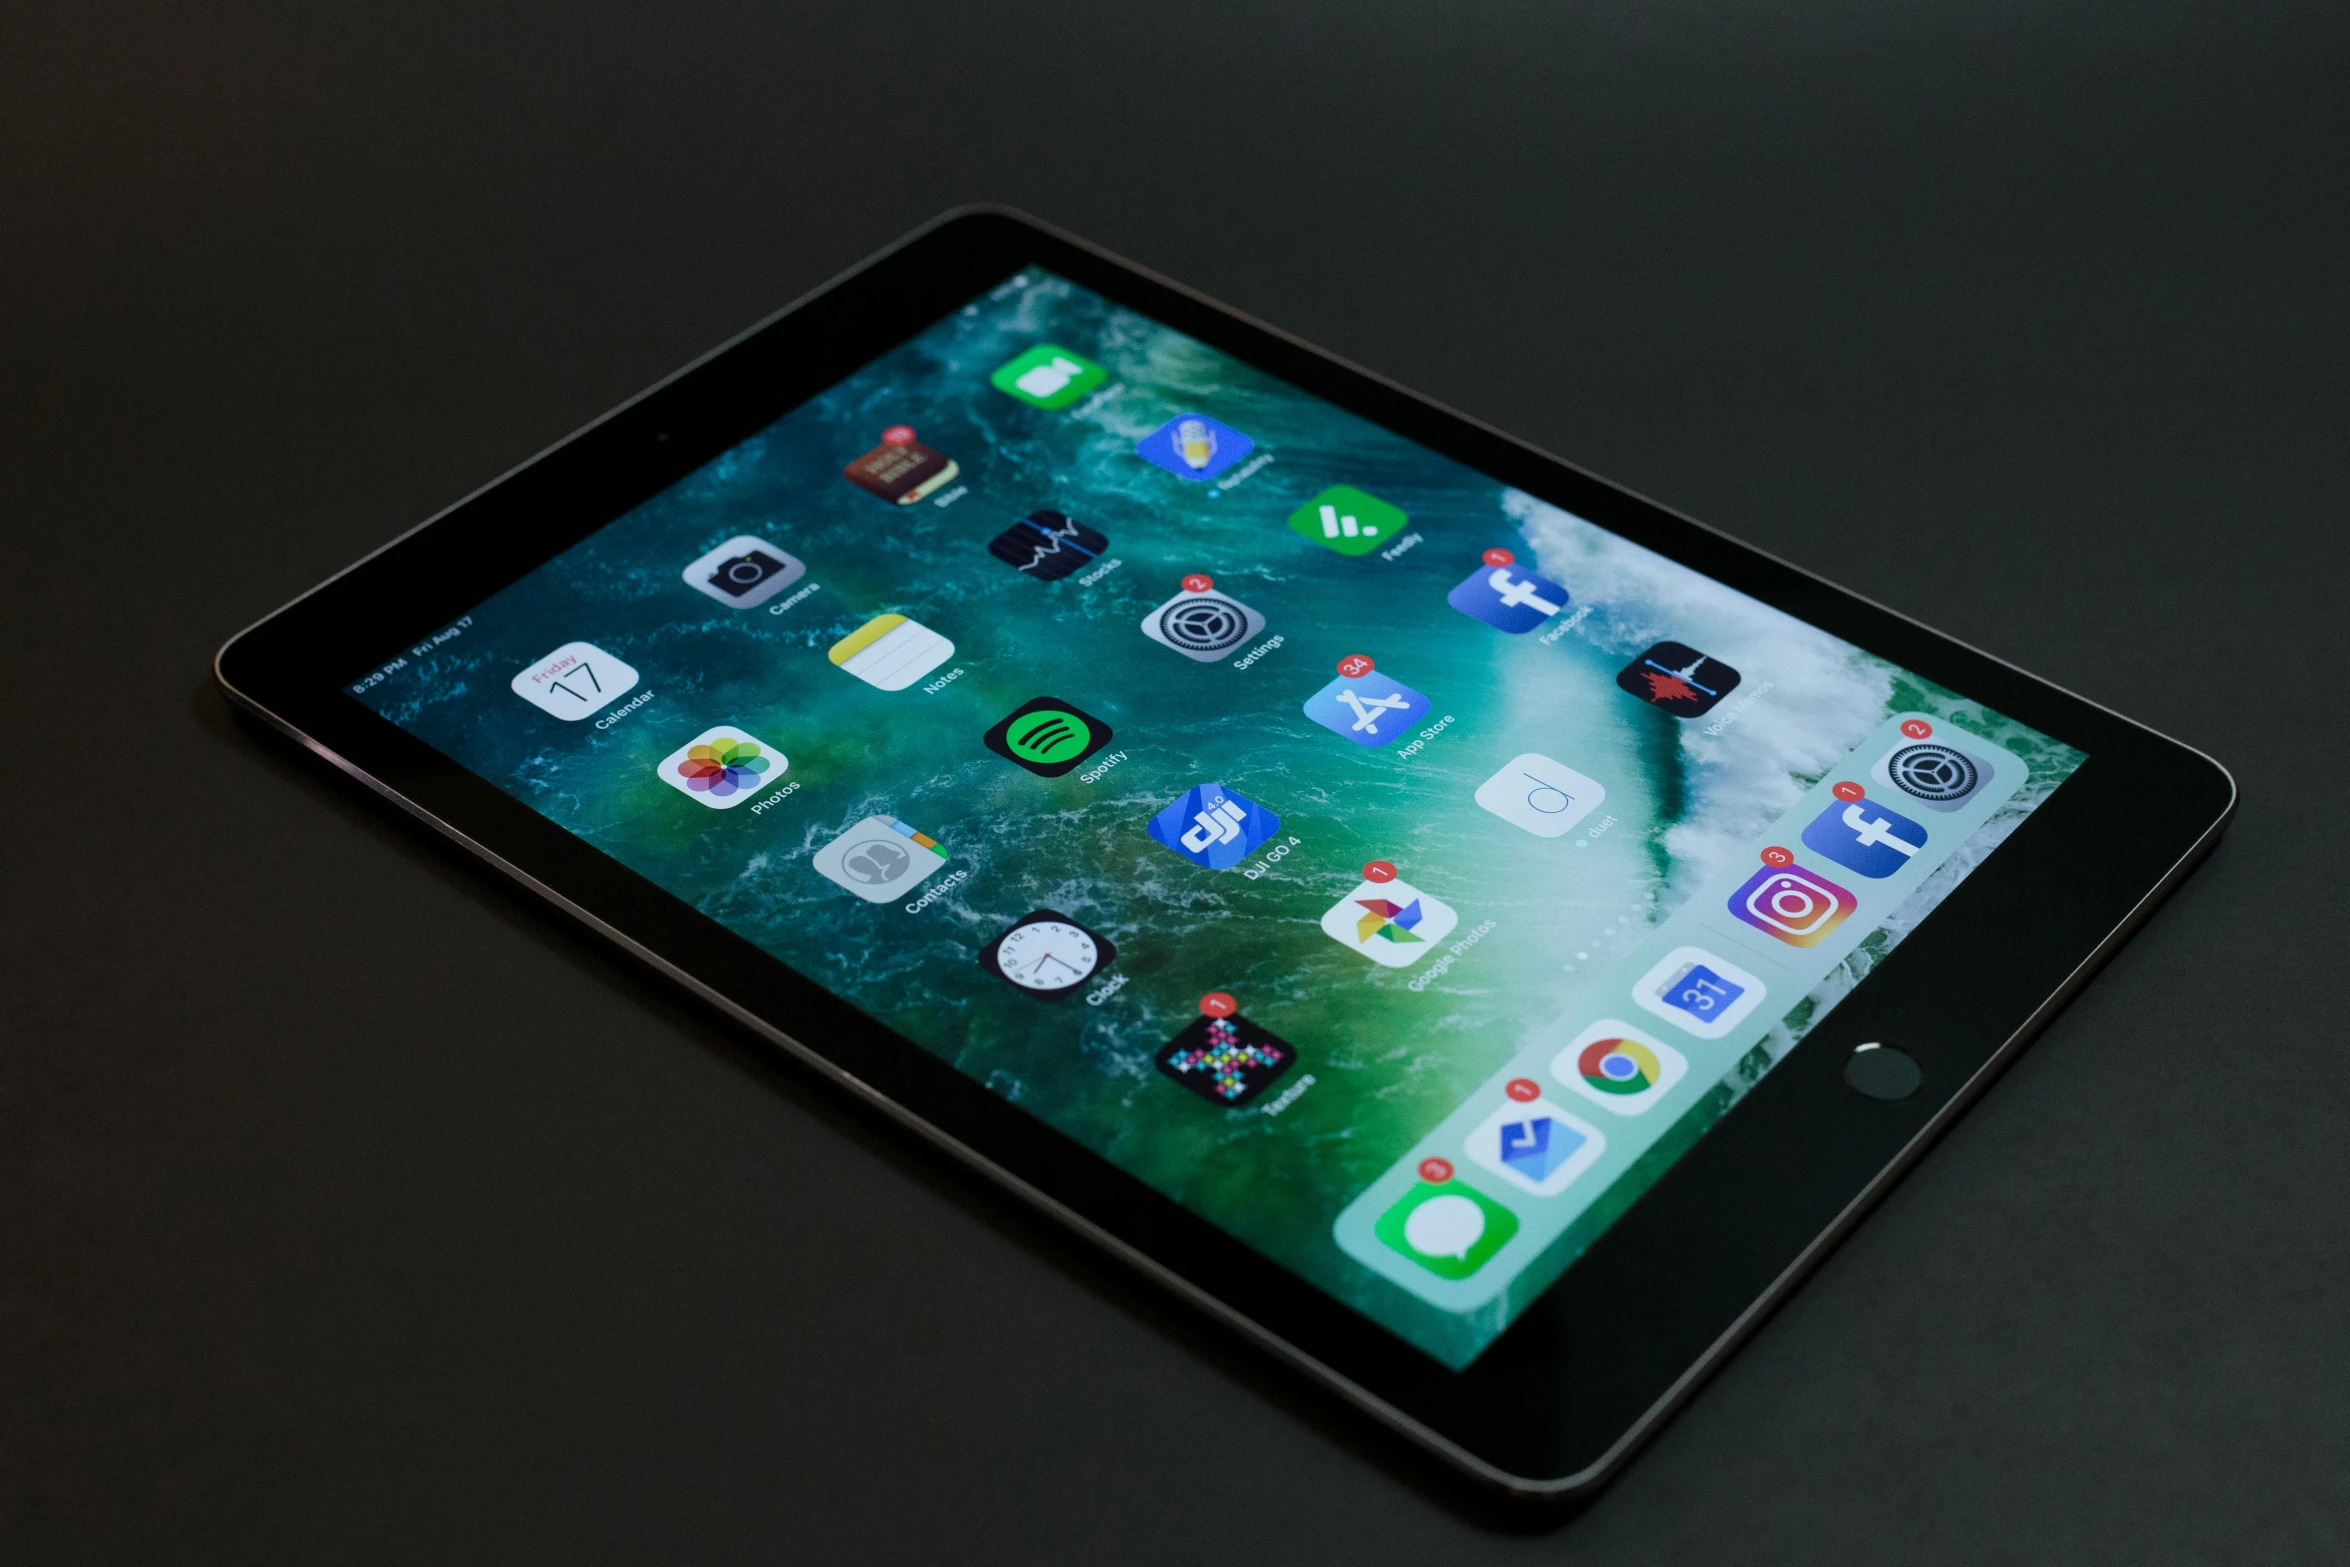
[{"x1": 355, "y1": 270, "x2": 2085, "y2": 1367}]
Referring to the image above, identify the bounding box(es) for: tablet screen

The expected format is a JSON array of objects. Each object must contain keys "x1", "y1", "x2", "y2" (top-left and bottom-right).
[{"x1": 349, "y1": 268, "x2": 2085, "y2": 1368}]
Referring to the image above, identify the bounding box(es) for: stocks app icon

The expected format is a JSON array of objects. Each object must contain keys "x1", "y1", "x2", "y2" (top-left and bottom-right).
[
  {"x1": 988, "y1": 510, "x2": 1108, "y2": 582},
  {"x1": 983, "y1": 697, "x2": 1113, "y2": 778},
  {"x1": 1728, "y1": 863, "x2": 1858, "y2": 948}
]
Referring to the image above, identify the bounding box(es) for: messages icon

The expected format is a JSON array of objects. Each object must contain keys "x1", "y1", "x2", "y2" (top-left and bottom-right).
[{"x1": 1373, "y1": 1181, "x2": 1519, "y2": 1280}]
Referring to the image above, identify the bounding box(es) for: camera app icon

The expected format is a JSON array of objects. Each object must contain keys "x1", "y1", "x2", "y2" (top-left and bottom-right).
[
  {"x1": 682, "y1": 534, "x2": 808, "y2": 609},
  {"x1": 1727, "y1": 863, "x2": 1858, "y2": 948}
]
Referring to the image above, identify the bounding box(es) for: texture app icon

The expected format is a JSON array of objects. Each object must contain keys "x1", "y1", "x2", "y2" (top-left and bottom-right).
[
  {"x1": 983, "y1": 697, "x2": 1113, "y2": 777},
  {"x1": 1134, "y1": 412, "x2": 1252, "y2": 482},
  {"x1": 1155, "y1": 1012, "x2": 1296, "y2": 1107},
  {"x1": 987, "y1": 510, "x2": 1108, "y2": 581},
  {"x1": 511, "y1": 641, "x2": 639, "y2": 720},
  {"x1": 1617, "y1": 640, "x2": 1741, "y2": 718},
  {"x1": 812, "y1": 815, "x2": 947, "y2": 903},
  {"x1": 829, "y1": 613, "x2": 954, "y2": 691},
  {"x1": 990, "y1": 345, "x2": 1107, "y2": 409},
  {"x1": 1287, "y1": 485, "x2": 1408, "y2": 557},
  {"x1": 1138, "y1": 586, "x2": 1266, "y2": 662},
  {"x1": 1550, "y1": 1020, "x2": 1688, "y2": 1116},
  {"x1": 1632, "y1": 946, "x2": 1766, "y2": 1040},
  {"x1": 1728, "y1": 863, "x2": 1857, "y2": 948},
  {"x1": 1801, "y1": 794, "x2": 1930, "y2": 878},
  {"x1": 841, "y1": 425, "x2": 959, "y2": 505},
  {"x1": 1464, "y1": 1097, "x2": 1606, "y2": 1197},
  {"x1": 1447, "y1": 562, "x2": 1569, "y2": 632},
  {"x1": 1301, "y1": 669, "x2": 1432, "y2": 747},
  {"x1": 1373, "y1": 1181, "x2": 1518, "y2": 1281},
  {"x1": 1475, "y1": 753, "x2": 1605, "y2": 838},
  {"x1": 1871, "y1": 738, "x2": 1993, "y2": 813},
  {"x1": 680, "y1": 535, "x2": 807, "y2": 609},
  {"x1": 656, "y1": 726, "x2": 784, "y2": 809},
  {"x1": 1319, "y1": 876, "x2": 1460, "y2": 968},
  {"x1": 1147, "y1": 782, "x2": 1280, "y2": 870}
]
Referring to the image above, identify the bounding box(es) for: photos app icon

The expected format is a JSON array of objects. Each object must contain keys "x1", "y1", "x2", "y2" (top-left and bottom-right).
[{"x1": 655, "y1": 726, "x2": 784, "y2": 810}]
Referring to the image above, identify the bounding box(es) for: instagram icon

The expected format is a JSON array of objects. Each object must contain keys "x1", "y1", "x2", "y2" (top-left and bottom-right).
[{"x1": 1728, "y1": 864, "x2": 1858, "y2": 948}]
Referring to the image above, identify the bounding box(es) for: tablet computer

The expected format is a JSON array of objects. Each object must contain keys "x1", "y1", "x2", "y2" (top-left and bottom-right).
[{"x1": 215, "y1": 207, "x2": 2233, "y2": 1501}]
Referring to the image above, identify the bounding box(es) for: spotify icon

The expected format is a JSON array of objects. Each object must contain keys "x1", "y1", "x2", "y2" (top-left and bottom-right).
[{"x1": 983, "y1": 695, "x2": 1114, "y2": 778}]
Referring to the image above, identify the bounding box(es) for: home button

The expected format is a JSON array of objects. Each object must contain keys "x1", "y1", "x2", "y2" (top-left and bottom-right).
[{"x1": 1844, "y1": 1043, "x2": 1922, "y2": 1102}]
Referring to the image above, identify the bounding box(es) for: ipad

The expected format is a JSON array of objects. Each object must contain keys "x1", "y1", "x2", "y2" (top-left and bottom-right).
[{"x1": 215, "y1": 208, "x2": 2233, "y2": 1500}]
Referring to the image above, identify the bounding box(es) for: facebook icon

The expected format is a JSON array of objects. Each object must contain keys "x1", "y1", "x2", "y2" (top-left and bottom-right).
[
  {"x1": 1800, "y1": 794, "x2": 1930, "y2": 879},
  {"x1": 1447, "y1": 562, "x2": 1571, "y2": 634}
]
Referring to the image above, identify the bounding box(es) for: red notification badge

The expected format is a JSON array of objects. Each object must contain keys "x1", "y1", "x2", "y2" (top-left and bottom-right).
[
  {"x1": 1180, "y1": 572, "x2": 1214, "y2": 594},
  {"x1": 1761, "y1": 845, "x2": 1795, "y2": 868},
  {"x1": 1901, "y1": 718, "x2": 1933, "y2": 739},
  {"x1": 1363, "y1": 860, "x2": 1398, "y2": 883},
  {"x1": 1198, "y1": 991, "x2": 1237, "y2": 1018},
  {"x1": 1419, "y1": 1157, "x2": 1455, "y2": 1184},
  {"x1": 1337, "y1": 653, "x2": 1375, "y2": 678},
  {"x1": 1832, "y1": 780, "x2": 1866, "y2": 802},
  {"x1": 1506, "y1": 1077, "x2": 1541, "y2": 1103},
  {"x1": 881, "y1": 424, "x2": 916, "y2": 446},
  {"x1": 1481, "y1": 547, "x2": 1516, "y2": 567}
]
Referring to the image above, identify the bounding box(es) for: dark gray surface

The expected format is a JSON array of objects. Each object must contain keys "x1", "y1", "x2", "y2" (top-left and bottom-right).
[{"x1": 5, "y1": 1, "x2": 2346, "y2": 1558}]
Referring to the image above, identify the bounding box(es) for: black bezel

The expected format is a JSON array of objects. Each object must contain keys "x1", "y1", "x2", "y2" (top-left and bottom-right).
[{"x1": 214, "y1": 208, "x2": 2234, "y2": 1500}]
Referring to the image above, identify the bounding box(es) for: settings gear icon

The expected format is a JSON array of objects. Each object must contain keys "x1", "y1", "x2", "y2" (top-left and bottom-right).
[
  {"x1": 1884, "y1": 743, "x2": 1980, "y2": 801},
  {"x1": 1139, "y1": 586, "x2": 1267, "y2": 663}
]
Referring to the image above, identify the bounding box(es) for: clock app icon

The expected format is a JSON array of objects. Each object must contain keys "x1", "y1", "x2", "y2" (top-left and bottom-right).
[{"x1": 979, "y1": 910, "x2": 1117, "y2": 999}]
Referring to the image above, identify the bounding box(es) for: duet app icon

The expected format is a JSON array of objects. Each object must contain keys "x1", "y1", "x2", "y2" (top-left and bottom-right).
[{"x1": 1728, "y1": 863, "x2": 1858, "y2": 947}]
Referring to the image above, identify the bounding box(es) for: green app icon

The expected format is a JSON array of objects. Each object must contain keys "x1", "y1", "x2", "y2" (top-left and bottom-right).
[
  {"x1": 1288, "y1": 485, "x2": 1408, "y2": 557},
  {"x1": 983, "y1": 696, "x2": 1114, "y2": 778},
  {"x1": 1373, "y1": 1181, "x2": 1518, "y2": 1280},
  {"x1": 990, "y1": 344, "x2": 1109, "y2": 410}
]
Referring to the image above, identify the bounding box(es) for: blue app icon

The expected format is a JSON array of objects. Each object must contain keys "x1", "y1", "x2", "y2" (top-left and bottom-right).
[
  {"x1": 1135, "y1": 413, "x2": 1253, "y2": 483},
  {"x1": 1301, "y1": 669, "x2": 1432, "y2": 748},
  {"x1": 1446, "y1": 562, "x2": 1570, "y2": 633},
  {"x1": 1147, "y1": 782, "x2": 1281, "y2": 870},
  {"x1": 1800, "y1": 794, "x2": 1930, "y2": 878},
  {"x1": 1498, "y1": 1115, "x2": 1586, "y2": 1183}
]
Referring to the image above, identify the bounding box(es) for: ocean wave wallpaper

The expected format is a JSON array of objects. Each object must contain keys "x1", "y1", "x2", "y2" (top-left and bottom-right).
[{"x1": 354, "y1": 270, "x2": 2085, "y2": 1367}]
